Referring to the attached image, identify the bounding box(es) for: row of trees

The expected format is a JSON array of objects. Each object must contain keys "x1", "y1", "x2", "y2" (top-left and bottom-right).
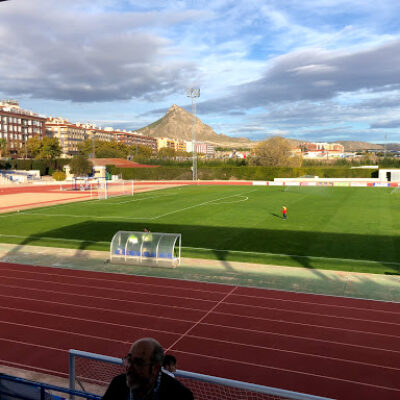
[
  {"x1": 77, "y1": 139, "x2": 194, "y2": 161},
  {"x1": 0, "y1": 136, "x2": 285, "y2": 165},
  {"x1": 0, "y1": 137, "x2": 62, "y2": 161},
  {"x1": 2, "y1": 135, "x2": 400, "y2": 171},
  {"x1": 77, "y1": 139, "x2": 152, "y2": 160}
]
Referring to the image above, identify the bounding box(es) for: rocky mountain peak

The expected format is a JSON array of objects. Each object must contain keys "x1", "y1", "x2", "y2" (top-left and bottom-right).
[{"x1": 136, "y1": 104, "x2": 253, "y2": 148}]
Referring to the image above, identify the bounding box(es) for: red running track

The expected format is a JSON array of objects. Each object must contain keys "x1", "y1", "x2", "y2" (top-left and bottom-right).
[{"x1": 0, "y1": 262, "x2": 399, "y2": 400}]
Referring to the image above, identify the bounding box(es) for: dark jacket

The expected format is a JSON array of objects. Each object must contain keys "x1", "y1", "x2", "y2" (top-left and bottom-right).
[{"x1": 102, "y1": 372, "x2": 194, "y2": 400}]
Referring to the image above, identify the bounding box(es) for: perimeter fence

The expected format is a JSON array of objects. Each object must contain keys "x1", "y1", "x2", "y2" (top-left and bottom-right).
[
  {"x1": 0, "y1": 373, "x2": 100, "y2": 400},
  {"x1": 69, "y1": 349, "x2": 334, "y2": 400}
]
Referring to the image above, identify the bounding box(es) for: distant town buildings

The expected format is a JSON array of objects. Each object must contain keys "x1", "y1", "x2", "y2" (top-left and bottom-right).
[
  {"x1": 186, "y1": 141, "x2": 215, "y2": 157},
  {"x1": 295, "y1": 142, "x2": 345, "y2": 159},
  {"x1": 0, "y1": 100, "x2": 215, "y2": 159},
  {"x1": 46, "y1": 117, "x2": 158, "y2": 157},
  {"x1": 2, "y1": 99, "x2": 380, "y2": 162},
  {"x1": 157, "y1": 136, "x2": 215, "y2": 157}
]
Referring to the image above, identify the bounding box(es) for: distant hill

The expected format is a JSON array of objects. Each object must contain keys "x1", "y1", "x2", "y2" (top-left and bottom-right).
[
  {"x1": 377, "y1": 143, "x2": 400, "y2": 151},
  {"x1": 135, "y1": 107, "x2": 400, "y2": 151},
  {"x1": 336, "y1": 141, "x2": 384, "y2": 151},
  {"x1": 136, "y1": 104, "x2": 253, "y2": 148}
]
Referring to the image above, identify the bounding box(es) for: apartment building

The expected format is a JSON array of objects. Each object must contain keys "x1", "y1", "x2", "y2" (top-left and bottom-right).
[
  {"x1": 46, "y1": 117, "x2": 87, "y2": 156},
  {"x1": 111, "y1": 129, "x2": 157, "y2": 153},
  {"x1": 157, "y1": 137, "x2": 176, "y2": 150},
  {"x1": 186, "y1": 141, "x2": 215, "y2": 156},
  {"x1": 88, "y1": 126, "x2": 114, "y2": 143},
  {"x1": 0, "y1": 100, "x2": 46, "y2": 156},
  {"x1": 174, "y1": 140, "x2": 187, "y2": 153}
]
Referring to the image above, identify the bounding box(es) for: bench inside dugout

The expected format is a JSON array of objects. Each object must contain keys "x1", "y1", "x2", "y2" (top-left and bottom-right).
[{"x1": 110, "y1": 231, "x2": 181, "y2": 268}]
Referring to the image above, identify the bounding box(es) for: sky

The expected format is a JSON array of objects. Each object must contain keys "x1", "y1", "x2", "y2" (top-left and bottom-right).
[{"x1": 1, "y1": 0, "x2": 400, "y2": 143}]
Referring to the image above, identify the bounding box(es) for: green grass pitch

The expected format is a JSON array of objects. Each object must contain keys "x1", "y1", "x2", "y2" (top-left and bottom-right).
[{"x1": 1, "y1": 185, "x2": 400, "y2": 274}]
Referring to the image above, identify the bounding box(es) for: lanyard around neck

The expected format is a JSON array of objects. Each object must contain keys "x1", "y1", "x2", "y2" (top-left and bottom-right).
[{"x1": 129, "y1": 372, "x2": 162, "y2": 400}]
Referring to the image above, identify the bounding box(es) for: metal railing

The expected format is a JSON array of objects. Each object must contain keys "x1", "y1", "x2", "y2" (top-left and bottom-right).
[
  {"x1": 0, "y1": 373, "x2": 101, "y2": 400},
  {"x1": 69, "y1": 349, "x2": 335, "y2": 400}
]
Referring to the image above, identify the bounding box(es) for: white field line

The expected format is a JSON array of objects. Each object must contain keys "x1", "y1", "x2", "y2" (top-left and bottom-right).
[
  {"x1": 0, "y1": 212, "x2": 150, "y2": 220},
  {"x1": 1, "y1": 232, "x2": 398, "y2": 268},
  {"x1": 211, "y1": 196, "x2": 249, "y2": 204},
  {"x1": 101, "y1": 191, "x2": 182, "y2": 205},
  {"x1": 0, "y1": 234, "x2": 109, "y2": 245},
  {"x1": 150, "y1": 190, "x2": 256, "y2": 220},
  {"x1": 2, "y1": 190, "x2": 256, "y2": 221},
  {"x1": 181, "y1": 246, "x2": 400, "y2": 266}
]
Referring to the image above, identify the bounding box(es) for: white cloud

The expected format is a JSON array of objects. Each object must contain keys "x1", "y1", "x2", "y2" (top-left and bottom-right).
[{"x1": 1, "y1": 0, "x2": 400, "y2": 143}]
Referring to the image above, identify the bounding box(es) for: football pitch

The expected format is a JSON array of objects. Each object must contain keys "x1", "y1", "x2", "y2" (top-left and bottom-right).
[{"x1": 1, "y1": 184, "x2": 400, "y2": 274}]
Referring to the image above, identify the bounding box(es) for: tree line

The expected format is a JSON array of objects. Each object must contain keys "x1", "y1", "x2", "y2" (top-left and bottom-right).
[{"x1": 1, "y1": 136, "x2": 400, "y2": 177}]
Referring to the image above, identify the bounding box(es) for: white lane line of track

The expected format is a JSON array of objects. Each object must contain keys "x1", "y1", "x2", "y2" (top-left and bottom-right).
[
  {"x1": 2, "y1": 317, "x2": 399, "y2": 373},
  {"x1": 0, "y1": 281, "x2": 218, "y2": 306},
  {"x1": 0, "y1": 306, "x2": 181, "y2": 335},
  {"x1": 166, "y1": 286, "x2": 239, "y2": 352},
  {"x1": 1, "y1": 274, "x2": 399, "y2": 326},
  {"x1": 194, "y1": 321, "x2": 400, "y2": 353},
  {"x1": 176, "y1": 334, "x2": 400, "y2": 371},
  {"x1": 0, "y1": 268, "x2": 229, "y2": 296},
  {"x1": 0, "y1": 320, "x2": 131, "y2": 345},
  {"x1": 0, "y1": 299, "x2": 198, "y2": 324},
  {"x1": 171, "y1": 349, "x2": 400, "y2": 393},
  {"x1": 0, "y1": 287, "x2": 212, "y2": 314}
]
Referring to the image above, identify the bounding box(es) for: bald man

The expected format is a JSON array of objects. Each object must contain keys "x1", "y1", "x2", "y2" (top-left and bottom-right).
[{"x1": 102, "y1": 338, "x2": 193, "y2": 400}]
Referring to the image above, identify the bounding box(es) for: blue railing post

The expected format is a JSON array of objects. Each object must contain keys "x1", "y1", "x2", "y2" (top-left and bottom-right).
[{"x1": 69, "y1": 350, "x2": 76, "y2": 399}]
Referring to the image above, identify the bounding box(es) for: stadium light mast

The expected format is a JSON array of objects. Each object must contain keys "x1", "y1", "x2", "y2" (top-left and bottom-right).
[
  {"x1": 384, "y1": 133, "x2": 387, "y2": 158},
  {"x1": 186, "y1": 88, "x2": 200, "y2": 181}
]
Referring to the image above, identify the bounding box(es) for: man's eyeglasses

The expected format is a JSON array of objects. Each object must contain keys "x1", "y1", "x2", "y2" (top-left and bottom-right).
[{"x1": 122, "y1": 355, "x2": 153, "y2": 369}]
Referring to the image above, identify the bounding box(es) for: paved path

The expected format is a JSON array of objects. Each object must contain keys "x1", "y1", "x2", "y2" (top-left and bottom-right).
[{"x1": 0, "y1": 243, "x2": 399, "y2": 302}]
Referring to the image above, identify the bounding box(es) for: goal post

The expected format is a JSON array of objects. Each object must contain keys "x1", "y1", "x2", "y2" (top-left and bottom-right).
[
  {"x1": 97, "y1": 179, "x2": 134, "y2": 200},
  {"x1": 69, "y1": 350, "x2": 334, "y2": 400}
]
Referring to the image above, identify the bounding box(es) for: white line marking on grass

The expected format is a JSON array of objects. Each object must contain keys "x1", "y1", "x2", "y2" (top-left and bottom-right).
[
  {"x1": 8, "y1": 211, "x2": 150, "y2": 220},
  {"x1": 109, "y1": 192, "x2": 179, "y2": 205},
  {"x1": 0, "y1": 234, "x2": 110, "y2": 245},
  {"x1": 0, "y1": 192, "x2": 184, "y2": 218},
  {"x1": 150, "y1": 190, "x2": 257, "y2": 220},
  {"x1": 181, "y1": 246, "x2": 400, "y2": 266},
  {"x1": 210, "y1": 196, "x2": 248, "y2": 204},
  {"x1": 1, "y1": 233, "x2": 399, "y2": 268},
  {"x1": 1, "y1": 189, "x2": 255, "y2": 221}
]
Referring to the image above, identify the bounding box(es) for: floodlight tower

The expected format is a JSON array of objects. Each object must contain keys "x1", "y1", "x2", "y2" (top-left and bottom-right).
[{"x1": 186, "y1": 88, "x2": 200, "y2": 181}]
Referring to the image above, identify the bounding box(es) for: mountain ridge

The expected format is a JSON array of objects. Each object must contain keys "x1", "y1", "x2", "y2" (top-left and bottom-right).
[
  {"x1": 135, "y1": 105, "x2": 398, "y2": 151},
  {"x1": 136, "y1": 104, "x2": 253, "y2": 148}
]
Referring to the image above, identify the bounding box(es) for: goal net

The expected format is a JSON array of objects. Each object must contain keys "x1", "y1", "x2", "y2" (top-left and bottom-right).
[
  {"x1": 97, "y1": 179, "x2": 134, "y2": 200},
  {"x1": 69, "y1": 350, "x2": 333, "y2": 400}
]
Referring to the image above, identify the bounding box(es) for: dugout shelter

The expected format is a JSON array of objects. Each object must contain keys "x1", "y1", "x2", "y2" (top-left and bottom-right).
[{"x1": 110, "y1": 230, "x2": 181, "y2": 268}]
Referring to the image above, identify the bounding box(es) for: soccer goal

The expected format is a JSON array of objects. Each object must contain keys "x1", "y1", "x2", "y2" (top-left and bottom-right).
[
  {"x1": 97, "y1": 179, "x2": 134, "y2": 200},
  {"x1": 69, "y1": 350, "x2": 334, "y2": 400}
]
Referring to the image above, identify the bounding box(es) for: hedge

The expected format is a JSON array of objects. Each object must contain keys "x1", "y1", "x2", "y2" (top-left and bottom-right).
[
  {"x1": 106, "y1": 166, "x2": 377, "y2": 181},
  {"x1": 0, "y1": 162, "x2": 377, "y2": 180},
  {"x1": 0, "y1": 158, "x2": 70, "y2": 176}
]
